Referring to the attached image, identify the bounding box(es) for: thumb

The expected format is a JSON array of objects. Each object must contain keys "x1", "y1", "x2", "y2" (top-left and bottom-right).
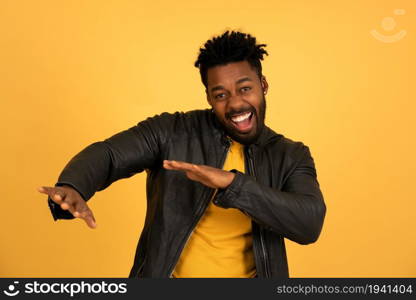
[{"x1": 74, "y1": 203, "x2": 97, "y2": 229}]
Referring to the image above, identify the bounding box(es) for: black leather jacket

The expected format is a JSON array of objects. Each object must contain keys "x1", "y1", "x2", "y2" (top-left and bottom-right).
[{"x1": 47, "y1": 109, "x2": 326, "y2": 278}]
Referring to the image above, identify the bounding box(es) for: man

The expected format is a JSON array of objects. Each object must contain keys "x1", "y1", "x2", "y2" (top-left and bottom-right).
[{"x1": 39, "y1": 31, "x2": 326, "y2": 278}]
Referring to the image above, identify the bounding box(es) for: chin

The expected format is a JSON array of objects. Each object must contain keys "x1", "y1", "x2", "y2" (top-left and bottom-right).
[{"x1": 226, "y1": 128, "x2": 262, "y2": 145}]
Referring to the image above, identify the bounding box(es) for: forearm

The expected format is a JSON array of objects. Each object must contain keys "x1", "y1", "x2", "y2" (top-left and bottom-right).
[
  {"x1": 214, "y1": 171, "x2": 326, "y2": 244},
  {"x1": 56, "y1": 142, "x2": 114, "y2": 199},
  {"x1": 48, "y1": 142, "x2": 118, "y2": 220},
  {"x1": 53, "y1": 114, "x2": 169, "y2": 199},
  {"x1": 47, "y1": 114, "x2": 170, "y2": 220}
]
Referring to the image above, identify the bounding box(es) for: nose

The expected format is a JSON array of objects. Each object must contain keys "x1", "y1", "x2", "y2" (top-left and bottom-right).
[{"x1": 227, "y1": 93, "x2": 246, "y2": 110}]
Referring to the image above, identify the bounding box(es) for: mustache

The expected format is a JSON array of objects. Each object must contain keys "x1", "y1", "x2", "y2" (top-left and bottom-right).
[{"x1": 225, "y1": 107, "x2": 255, "y2": 120}]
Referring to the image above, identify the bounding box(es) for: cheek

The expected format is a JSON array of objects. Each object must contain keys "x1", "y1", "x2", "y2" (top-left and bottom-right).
[
  {"x1": 212, "y1": 104, "x2": 227, "y2": 118},
  {"x1": 248, "y1": 95, "x2": 262, "y2": 111}
]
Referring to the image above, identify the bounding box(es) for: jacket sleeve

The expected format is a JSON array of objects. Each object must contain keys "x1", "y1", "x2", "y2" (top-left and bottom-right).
[
  {"x1": 48, "y1": 113, "x2": 174, "y2": 220},
  {"x1": 214, "y1": 145, "x2": 326, "y2": 245}
]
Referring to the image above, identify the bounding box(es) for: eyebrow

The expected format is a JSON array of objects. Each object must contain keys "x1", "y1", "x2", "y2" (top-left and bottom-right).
[{"x1": 210, "y1": 77, "x2": 253, "y2": 93}]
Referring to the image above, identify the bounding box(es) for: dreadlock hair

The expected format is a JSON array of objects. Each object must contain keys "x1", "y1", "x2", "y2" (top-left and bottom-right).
[{"x1": 194, "y1": 30, "x2": 268, "y2": 87}]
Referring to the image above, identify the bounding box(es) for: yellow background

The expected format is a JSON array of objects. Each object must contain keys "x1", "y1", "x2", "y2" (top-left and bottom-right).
[{"x1": 1, "y1": 0, "x2": 415, "y2": 277}]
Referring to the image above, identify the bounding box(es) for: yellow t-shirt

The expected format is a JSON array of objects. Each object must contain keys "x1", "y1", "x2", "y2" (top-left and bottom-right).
[{"x1": 172, "y1": 140, "x2": 255, "y2": 278}]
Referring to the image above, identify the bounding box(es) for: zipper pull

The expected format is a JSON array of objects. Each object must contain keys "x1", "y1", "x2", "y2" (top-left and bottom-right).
[{"x1": 247, "y1": 146, "x2": 253, "y2": 158}]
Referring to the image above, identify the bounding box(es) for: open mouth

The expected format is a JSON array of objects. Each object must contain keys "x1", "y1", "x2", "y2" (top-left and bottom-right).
[{"x1": 229, "y1": 111, "x2": 254, "y2": 133}]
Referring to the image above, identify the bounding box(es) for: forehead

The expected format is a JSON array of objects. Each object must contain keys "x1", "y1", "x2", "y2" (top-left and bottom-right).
[{"x1": 206, "y1": 61, "x2": 258, "y2": 88}]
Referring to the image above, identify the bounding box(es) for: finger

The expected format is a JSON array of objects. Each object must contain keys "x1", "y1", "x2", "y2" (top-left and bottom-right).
[
  {"x1": 60, "y1": 202, "x2": 71, "y2": 210},
  {"x1": 66, "y1": 202, "x2": 83, "y2": 218},
  {"x1": 40, "y1": 186, "x2": 80, "y2": 216},
  {"x1": 173, "y1": 161, "x2": 202, "y2": 172},
  {"x1": 60, "y1": 199, "x2": 77, "y2": 213},
  {"x1": 38, "y1": 186, "x2": 47, "y2": 194},
  {"x1": 163, "y1": 160, "x2": 197, "y2": 172},
  {"x1": 39, "y1": 186, "x2": 66, "y2": 204},
  {"x1": 38, "y1": 186, "x2": 56, "y2": 197},
  {"x1": 73, "y1": 201, "x2": 96, "y2": 229},
  {"x1": 84, "y1": 212, "x2": 97, "y2": 229},
  {"x1": 163, "y1": 160, "x2": 177, "y2": 169},
  {"x1": 80, "y1": 210, "x2": 97, "y2": 229},
  {"x1": 59, "y1": 192, "x2": 76, "y2": 210},
  {"x1": 73, "y1": 200, "x2": 88, "y2": 217},
  {"x1": 163, "y1": 160, "x2": 174, "y2": 170}
]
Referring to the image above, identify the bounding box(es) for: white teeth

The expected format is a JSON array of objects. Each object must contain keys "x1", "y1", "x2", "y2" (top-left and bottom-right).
[{"x1": 231, "y1": 112, "x2": 252, "y2": 123}]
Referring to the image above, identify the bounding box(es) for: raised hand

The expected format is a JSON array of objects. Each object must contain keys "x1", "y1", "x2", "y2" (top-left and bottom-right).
[
  {"x1": 38, "y1": 185, "x2": 97, "y2": 229},
  {"x1": 163, "y1": 160, "x2": 235, "y2": 189}
]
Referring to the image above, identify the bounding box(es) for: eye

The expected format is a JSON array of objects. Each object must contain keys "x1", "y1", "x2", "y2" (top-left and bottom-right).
[
  {"x1": 241, "y1": 86, "x2": 251, "y2": 92},
  {"x1": 214, "y1": 93, "x2": 226, "y2": 100}
]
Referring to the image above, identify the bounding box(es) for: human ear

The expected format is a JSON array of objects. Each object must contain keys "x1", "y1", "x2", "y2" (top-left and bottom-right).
[{"x1": 261, "y1": 76, "x2": 269, "y2": 94}]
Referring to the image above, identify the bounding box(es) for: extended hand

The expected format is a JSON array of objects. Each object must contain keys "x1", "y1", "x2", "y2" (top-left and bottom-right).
[
  {"x1": 163, "y1": 160, "x2": 235, "y2": 189},
  {"x1": 38, "y1": 185, "x2": 97, "y2": 229}
]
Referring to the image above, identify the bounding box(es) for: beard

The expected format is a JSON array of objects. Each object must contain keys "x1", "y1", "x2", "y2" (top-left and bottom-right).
[{"x1": 215, "y1": 95, "x2": 266, "y2": 145}]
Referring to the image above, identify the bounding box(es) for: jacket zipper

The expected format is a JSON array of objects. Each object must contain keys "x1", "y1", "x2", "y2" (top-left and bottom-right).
[
  {"x1": 246, "y1": 146, "x2": 271, "y2": 278},
  {"x1": 167, "y1": 140, "x2": 231, "y2": 277}
]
